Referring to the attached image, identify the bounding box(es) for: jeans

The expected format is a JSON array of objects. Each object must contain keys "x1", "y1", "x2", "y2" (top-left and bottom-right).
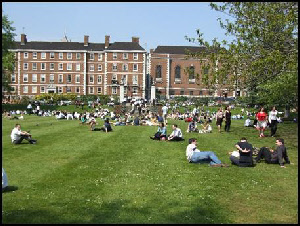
[
  {"x1": 13, "y1": 135, "x2": 34, "y2": 144},
  {"x1": 190, "y1": 151, "x2": 222, "y2": 165}
]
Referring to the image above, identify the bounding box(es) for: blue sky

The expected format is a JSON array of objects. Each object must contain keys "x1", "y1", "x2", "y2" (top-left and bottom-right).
[{"x1": 2, "y1": 2, "x2": 234, "y2": 51}]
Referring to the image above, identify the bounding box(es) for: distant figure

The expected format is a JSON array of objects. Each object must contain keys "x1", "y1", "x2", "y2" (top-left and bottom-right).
[
  {"x1": 269, "y1": 106, "x2": 278, "y2": 137},
  {"x1": 244, "y1": 117, "x2": 253, "y2": 127},
  {"x1": 224, "y1": 106, "x2": 232, "y2": 132},
  {"x1": 101, "y1": 118, "x2": 113, "y2": 133},
  {"x1": 256, "y1": 107, "x2": 268, "y2": 137},
  {"x1": 168, "y1": 124, "x2": 184, "y2": 141},
  {"x1": 215, "y1": 108, "x2": 224, "y2": 133},
  {"x1": 27, "y1": 103, "x2": 32, "y2": 115}
]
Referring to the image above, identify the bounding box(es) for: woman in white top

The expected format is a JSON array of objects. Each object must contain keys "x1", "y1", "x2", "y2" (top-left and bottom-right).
[{"x1": 269, "y1": 106, "x2": 278, "y2": 137}]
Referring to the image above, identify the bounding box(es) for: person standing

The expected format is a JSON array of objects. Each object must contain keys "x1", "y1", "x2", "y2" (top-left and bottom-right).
[
  {"x1": 27, "y1": 102, "x2": 33, "y2": 115},
  {"x1": 36, "y1": 103, "x2": 40, "y2": 116},
  {"x1": 224, "y1": 106, "x2": 232, "y2": 132},
  {"x1": 162, "y1": 104, "x2": 168, "y2": 125},
  {"x1": 216, "y1": 108, "x2": 224, "y2": 133},
  {"x1": 269, "y1": 106, "x2": 278, "y2": 137},
  {"x1": 256, "y1": 107, "x2": 268, "y2": 137}
]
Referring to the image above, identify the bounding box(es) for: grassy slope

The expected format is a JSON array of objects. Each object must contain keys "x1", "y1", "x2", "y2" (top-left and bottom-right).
[{"x1": 2, "y1": 115, "x2": 298, "y2": 223}]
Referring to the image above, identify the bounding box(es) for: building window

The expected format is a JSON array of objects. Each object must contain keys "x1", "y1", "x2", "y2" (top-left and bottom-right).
[
  {"x1": 59, "y1": 74, "x2": 63, "y2": 83},
  {"x1": 33, "y1": 52, "x2": 37, "y2": 59},
  {"x1": 40, "y1": 86, "x2": 45, "y2": 93},
  {"x1": 98, "y1": 53, "x2": 102, "y2": 61},
  {"x1": 23, "y1": 86, "x2": 28, "y2": 93},
  {"x1": 170, "y1": 90, "x2": 175, "y2": 95},
  {"x1": 132, "y1": 75, "x2": 138, "y2": 85},
  {"x1": 112, "y1": 87, "x2": 117, "y2": 94},
  {"x1": 59, "y1": 52, "x2": 63, "y2": 59},
  {"x1": 76, "y1": 63, "x2": 80, "y2": 71},
  {"x1": 113, "y1": 53, "x2": 117, "y2": 59},
  {"x1": 24, "y1": 52, "x2": 28, "y2": 59},
  {"x1": 32, "y1": 86, "x2": 37, "y2": 94},
  {"x1": 23, "y1": 63, "x2": 28, "y2": 70},
  {"x1": 133, "y1": 87, "x2": 138, "y2": 94},
  {"x1": 133, "y1": 64, "x2": 138, "y2": 71},
  {"x1": 122, "y1": 75, "x2": 127, "y2": 85},
  {"x1": 50, "y1": 52, "x2": 55, "y2": 59},
  {"x1": 76, "y1": 53, "x2": 81, "y2": 60},
  {"x1": 199, "y1": 90, "x2": 203, "y2": 95},
  {"x1": 124, "y1": 87, "x2": 127, "y2": 94},
  {"x1": 89, "y1": 87, "x2": 94, "y2": 94},
  {"x1": 203, "y1": 67, "x2": 209, "y2": 75},
  {"x1": 97, "y1": 75, "x2": 102, "y2": 84},
  {"x1": 58, "y1": 87, "x2": 63, "y2": 93},
  {"x1": 90, "y1": 53, "x2": 94, "y2": 60},
  {"x1": 90, "y1": 64, "x2": 94, "y2": 71},
  {"x1": 123, "y1": 64, "x2": 128, "y2": 71},
  {"x1": 41, "y1": 74, "x2": 46, "y2": 83},
  {"x1": 180, "y1": 90, "x2": 184, "y2": 95},
  {"x1": 67, "y1": 74, "x2": 72, "y2": 83},
  {"x1": 67, "y1": 52, "x2": 72, "y2": 59},
  {"x1": 50, "y1": 63, "x2": 55, "y2": 70},
  {"x1": 41, "y1": 63, "x2": 46, "y2": 70},
  {"x1": 76, "y1": 87, "x2": 80, "y2": 93},
  {"x1": 89, "y1": 75, "x2": 94, "y2": 83},
  {"x1": 59, "y1": 63, "x2": 63, "y2": 70},
  {"x1": 67, "y1": 63, "x2": 72, "y2": 70},
  {"x1": 123, "y1": 53, "x2": 128, "y2": 59},
  {"x1": 23, "y1": 74, "x2": 28, "y2": 82},
  {"x1": 50, "y1": 74, "x2": 55, "y2": 83},
  {"x1": 189, "y1": 66, "x2": 195, "y2": 79},
  {"x1": 133, "y1": 53, "x2": 138, "y2": 60},
  {"x1": 66, "y1": 87, "x2": 71, "y2": 93},
  {"x1": 189, "y1": 91, "x2": 193, "y2": 96},
  {"x1": 11, "y1": 74, "x2": 16, "y2": 82},
  {"x1": 32, "y1": 74, "x2": 37, "y2": 83},
  {"x1": 11, "y1": 86, "x2": 16, "y2": 93},
  {"x1": 41, "y1": 52, "x2": 46, "y2": 59},
  {"x1": 175, "y1": 65, "x2": 181, "y2": 79},
  {"x1": 76, "y1": 74, "x2": 80, "y2": 83},
  {"x1": 113, "y1": 63, "x2": 118, "y2": 71},
  {"x1": 98, "y1": 64, "x2": 102, "y2": 71},
  {"x1": 32, "y1": 63, "x2": 37, "y2": 70},
  {"x1": 156, "y1": 65, "x2": 162, "y2": 78},
  {"x1": 97, "y1": 87, "x2": 102, "y2": 94}
]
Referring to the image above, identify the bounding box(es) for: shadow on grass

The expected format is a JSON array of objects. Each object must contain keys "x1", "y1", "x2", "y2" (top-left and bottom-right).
[{"x1": 2, "y1": 186, "x2": 18, "y2": 193}]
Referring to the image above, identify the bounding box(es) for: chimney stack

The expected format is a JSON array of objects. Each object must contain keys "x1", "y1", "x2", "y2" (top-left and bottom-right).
[
  {"x1": 84, "y1": 35, "x2": 89, "y2": 46},
  {"x1": 21, "y1": 34, "x2": 27, "y2": 45},
  {"x1": 150, "y1": 49, "x2": 154, "y2": 53},
  {"x1": 105, "y1": 35, "x2": 110, "y2": 49},
  {"x1": 132, "y1": 37, "x2": 139, "y2": 44}
]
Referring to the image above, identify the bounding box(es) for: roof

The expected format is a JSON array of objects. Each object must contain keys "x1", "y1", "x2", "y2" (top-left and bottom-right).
[
  {"x1": 153, "y1": 46, "x2": 207, "y2": 54},
  {"x1": 11, "y1": 41, "x2": 146, "y2": 52}
]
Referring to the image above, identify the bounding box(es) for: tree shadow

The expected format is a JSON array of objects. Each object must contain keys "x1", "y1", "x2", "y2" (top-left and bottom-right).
[{"x1": 2, "y1": 186, "x2": 19, "y2": 193}]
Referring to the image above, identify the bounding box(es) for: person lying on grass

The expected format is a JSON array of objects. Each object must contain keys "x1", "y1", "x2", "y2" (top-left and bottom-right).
[
  {"x1": 150, "y1": 122, "x2": 167, "y2": 141},
  {"x1": 168, "y1": 124, "x2": 184, "y2": 141},
  {"x1": 186, "y1": 138, "x2": 228, "y2": 167},
  {"x1": 254, "y1": 138, "x2": 291, "y2": 168},
  {"x1": 229, "y1": 137, "x2": 256, "y2": 167},
  {"x1": 11, "y1": 123, "x2": 37, "y2": 144}
]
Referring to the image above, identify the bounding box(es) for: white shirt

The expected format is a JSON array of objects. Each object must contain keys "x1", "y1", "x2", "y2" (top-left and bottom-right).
[
  {"x1": 11, "y1": 127, "x2": 21, "y2": 142},
  {"x1": 186, "y1": 143, "x2": 200, "y2": 160},
  {"x1": 162, "y1": 106, "x2": 168, "y2": 115},
  {"x1": 269, "y1": 110, "x2": 278, "y2": 122},
  {"x1": 170, "y1": 128, "x2": 183, "y2": 138}
]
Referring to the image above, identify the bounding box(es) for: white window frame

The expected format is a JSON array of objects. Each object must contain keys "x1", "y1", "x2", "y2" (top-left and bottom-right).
[
  {"x1": 32, "y1": 86, "x2": 37, "y2": 94},
  {"x1": 112, "y1": 74, "x2": 117, "y2": 80},
  {"x1": 23, "y1": 74, "x2": 28, "y2": 82},
  {"x1": 133, "y1": 53, "x2": 138, "y2": 60},
  {"x1": 32, "y1": 63, "x2": 37, "y2": 70},
  {"x1": 113, "y1": 53, "x2": 117, "y2": 59},
  {"x1": 24, "y1": 52, "x2": 28, "y2": 59},
  {"x1": 11, "y1": 74, "x2": 16, "y2": 82},
  {"x1": 90, "y1": 64, "x2": 94, "y2": 71},
  {"x1": 33, "y1": 52, "x2": 37, "y2": 59},
  {"x1": 59, "y1": 52, "x2": 63, "y2": 59},
  {"x1": 58, "y1": 87, "x2": 63, "y2": 93},
  {"x1": 98, "y1": 53, "x2": 102, "y2": 61},
  {"x1": 133, "y1": 64, "x2": 138, "y2": 71},
  {"x1": 113, "y1": 63, "x2": 118, "y2": 71},
  {"x1": 40, "y1": 74, "x2": 46, "y2": 83},
  {"x1": 123, "y1": 53, "x2": 128, "y2": 59},
  {"x1": 23, "y1": 63, "x2": 28, "y2": 70},
  {"x1": 133, "y1": 75, "x2": 138, "y2": 85},
  {"x1": 97, "y1": 87, "x2": 102, "y2": 94},
  {"x1": 133, "y1": 87, "x2": 138, "y2": 94},
  {"x1": 98, "y1": 64, "x2": 102, "y2": 71},
  {"x1": 67, "y1": 63, "x2": 72, "y2": 71},
  {"x1": 97, "y1": 75, "x2": 102, "y2": 84},
  {"x1": 41, "y1": 52, "x2": 46, "y2": 59},
  {"x1": 50, "y1": 63, "x2": 55, "y2": 70},
  {"x1": 32, "y1": 74, "x2": 37, "y2": 83},
  {"x1": 76, "y1": 63, "x2": 81, "y2": 71},
  {"x1": 76, "y1": 53, "x2": 81, "y2": 60},
  {"x1": 11, "y1": 86, "x2": 16, "y2": 93},
  {"x1": 123, "y1": 64, "x2": 128, "y2": 71},
  {"x1": 66, "y1": 87, "x2": 71, "y2": 93},
  {"x1": 58, "y1": 74, "x2": 63, "y2": 83},
  {"x1": 67, "y1": 74, "x2": 72, "y2": 83},
  {"x1": 90, "y1": 53, "x2": 94, "y2": 60},
  {"x1": 67, "y1": 52, "x2": 72, "y2": 59},
  {"x1": 89, "y1": 75, "x2": 94, "y2": 84},
  {"x1": 59, "y1": 63, "x2": 63, "y2": 70},
  {"x1": 50, "y1": 74, "x2": 55, "y2": 83},
  {"x1": 75, "y1": 74, "x2": 80, "y2": 83},
  {"x1": 40, "y1": 86, "x2": 45, "y2": 93},
  {"x1": 76, "y1": 87, "x2": 80, "y2": 93},
  {"x1": 23, "y1": 86, "x2": 28, "y2": 93},
  {"x1": 89, "y1": 87, "x2": 94, "y2": 94},
  {"x1": 112, "y1": 87, "x2": 117, "y2": 94},
  {"x1": 41, "y1": 63, "x2": 46, "y2": 70},
  {"x1": 122, "y1": 75, "x2": 127, "y2": 85},
  {"x1": 50, "y1": 52, "x2": 55, "y2": 59}
]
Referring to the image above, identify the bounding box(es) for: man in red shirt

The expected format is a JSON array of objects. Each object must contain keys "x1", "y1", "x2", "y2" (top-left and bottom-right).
[{"x1": 256, "y1": 107, "x2": 268, "y2": 137}]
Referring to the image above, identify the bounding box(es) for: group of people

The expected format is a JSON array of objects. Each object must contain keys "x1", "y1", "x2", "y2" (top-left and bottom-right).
[{"x1": 150, "y1": 123, "x2": 184, "y2": 141}]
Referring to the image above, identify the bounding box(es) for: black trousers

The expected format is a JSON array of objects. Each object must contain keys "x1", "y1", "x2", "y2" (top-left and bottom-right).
[
  {"x1": 225, "y1": 120, "x2": 231, "y2": 132},
  {"x1": 255, "y1": 147, "x2": 273, "y2": 163},
  {"x1": 169, "y1": 137, "x2": 184, "y2": 141},
  {"x1": 13, "y1": 135, "x2": 35, "y2": 144},
  {"x1": 270, "y1": 120, "x2": 278, "y2": 136}
]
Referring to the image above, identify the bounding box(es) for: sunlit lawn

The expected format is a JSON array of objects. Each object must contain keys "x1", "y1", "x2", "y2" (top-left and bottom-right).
[{"x1": 2, "y1": 113, "x2": 298, "y2": 223}]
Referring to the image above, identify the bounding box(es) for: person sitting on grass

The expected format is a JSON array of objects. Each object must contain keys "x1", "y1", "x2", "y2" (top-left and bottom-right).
[
  {"x1": 101, "y1": 118, "x2": 113, "y2": 133},
  {"x1": 199, "y1": 120, "x2": 212, "y2": 133},
  {"x1": 168, "y1": 124, "x2": 184, "y2": 141},
  {"x1": 150, "y1": 122, "x2": 167, "y2": 141},
  {"x1": 186, "y1": 120, "x2": 198, "y2": 133},
  {"x1": 186, "y1": 138, "x2": 229, "y2": 167},
  {"x1": 11, "y1": 123, "x2": 37, "y2": 144},
  {"x1": 254, "y1": 138, "x2": 291, "y2": 168},
  {"x1": 229, "y1": 137, "x2": 256, "y2": 167}
]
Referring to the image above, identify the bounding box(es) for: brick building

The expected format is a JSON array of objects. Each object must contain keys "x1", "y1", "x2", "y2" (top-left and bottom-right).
[{"x1": 7, "y1": 34, "x2": 147, "y2": 101}]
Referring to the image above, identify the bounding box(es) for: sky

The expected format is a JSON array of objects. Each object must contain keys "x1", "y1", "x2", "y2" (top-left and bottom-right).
[{"x1": 2, "y1": 2, "x2": 234, "y2": 51}]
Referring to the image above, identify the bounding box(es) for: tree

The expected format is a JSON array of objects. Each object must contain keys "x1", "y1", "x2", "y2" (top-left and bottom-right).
[
  {"x1": 186, "y1": 2, "x2": 298, "y2": 113},
  {"x1": 2, "y1": 12, "x2": 16, "y2": 94}
]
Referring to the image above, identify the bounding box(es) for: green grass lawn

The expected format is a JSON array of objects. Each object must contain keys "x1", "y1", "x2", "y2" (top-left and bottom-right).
[{"x1": 2, "y1": 114, "x2": 298, "y2": 223}]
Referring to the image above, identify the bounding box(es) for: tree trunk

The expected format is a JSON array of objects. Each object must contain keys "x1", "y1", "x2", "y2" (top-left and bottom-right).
[{"x1": 284, "y1": 105, "x2": 290, "y2": 118}]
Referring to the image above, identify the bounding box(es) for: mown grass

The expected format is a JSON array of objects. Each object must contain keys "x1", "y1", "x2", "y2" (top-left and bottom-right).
[{"x1": 2, "y1": 112, "x2": 298, "y2": 224}]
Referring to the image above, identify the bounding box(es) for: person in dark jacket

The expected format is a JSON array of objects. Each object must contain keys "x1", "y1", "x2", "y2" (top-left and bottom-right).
[
  {"x1": 230, "y1": 137, "x2": 255, "y2": 167},
  {"x1": 224, "y1": 106, "x2": 232, "y2": 132},
  {"x1": 255, "y1": 138, "x2": 290, "y2": 168}
]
